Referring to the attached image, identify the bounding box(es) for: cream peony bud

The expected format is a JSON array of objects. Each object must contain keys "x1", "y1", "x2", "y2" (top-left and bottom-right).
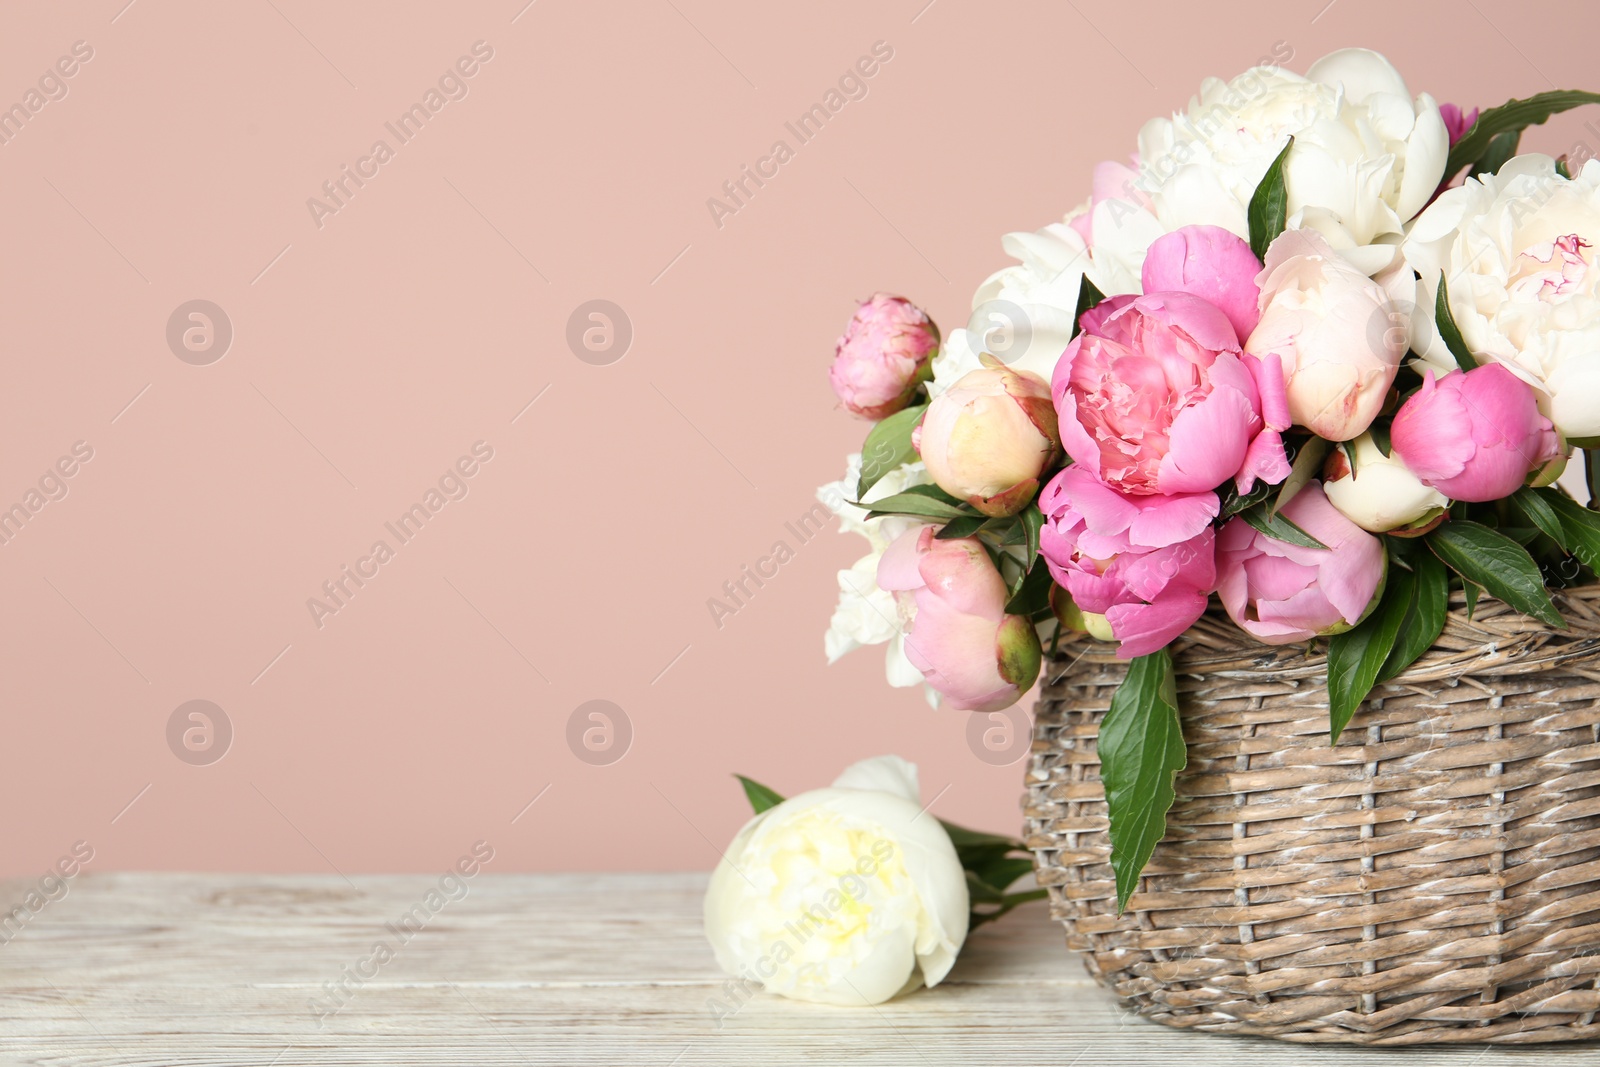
[
  {"x1": 917, "y1": 360, "x2": 1059, "y2": 516},
  {"x1": 1321, "y1": 433, "x2": 1449, "y2": 533},
  {"x1": 1245, "y1": 230, "x2": 1408, "y2": 441},
  {"x1": 703, "y1": 756, "x2": 969, "y2": 1008}
]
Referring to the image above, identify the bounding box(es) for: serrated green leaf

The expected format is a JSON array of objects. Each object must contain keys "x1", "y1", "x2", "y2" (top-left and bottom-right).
[
  {"x1": 1435, "y1": 276, "x2": 1479, "y2": 371},
  {"x1": 1427, "y1": 521, "x2": 1564, "y2": 628},
  {"x1": 857, "y1": 403, "x2": 927, "y2": 497},
  {"x1": 1470, "y1": 130, "x2": 1521, "y2": 178},
  {"x1": 736, "y1": 775, "x2": 785, "y2": 814},
  {"x1": 1327, "y1": 567, "x2": 1410, "y2": 743},
  {"x1": 1100, "y1": 649, "x2": 1186, "y2": 913},
  {"x1": 1247, "y1": 136, "x2": 1294, "y2": 261},
  {"x1": 1071, "y1": 274, "x2": 1106, "y2": 340},
  {"x1": 1445, "y1": 90, "x2": 1600, "y2": 182},
  {"x1": 935, "y1": 515, "x2": 989, "y2": 540},
  {"x1": 1240, "y1": 501, "x2": 1329, "y2": 550},
  {"x1": 1379, "y1": 551, "x2": 1448, "y2": 683}
]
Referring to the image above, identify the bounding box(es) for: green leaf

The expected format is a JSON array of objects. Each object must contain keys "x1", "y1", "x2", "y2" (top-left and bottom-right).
[
  {"x1": 1219, "y1": 477, "x2": 1273, "y2": 519},
  {"x1": 1327, "y1": 567, "x2": 1410, "y2": 743},
  {"x1": 1100, "y1": 649, "x2": 1186, "y2": 913},
  {"x1": 863, "y1": 485, "x2": 968, "y2": 522},
  {"x1": 1558, "y1": 157, "x2": 1575, "y2": 179},
  {"x1": 1515, "y1": 486, "x2": 1567, "y2": 546},
  {"x1": 736, "y1": 775, "x2": 785, "y2": 814},
  {"x1": 1463, "y1": 580, "x2": 1482, "y2": 620},
  {"x1": 1445, "y1": 90, "x2": 1600, "y2": 182},
  {"x1": 856, "y1": 403, "x2": 926, "y2": 498},
  {"x1": 937, "y1": 819, "x2": 1021, "y2": 852},
  {"x1": 1536, "y1": 487, "x2": 1600, "y2": 570},
  {"x1": 1274, "y1": 436, "x2": 1329, "y2": 514},
  {"x1": 1019, "y1": 504, "x2": 1044, "y2": 569},
  {"x1": 1071, "y1": 274, "x2": 1106, "y2": 340},
  {"x1": 1005, "y1": 556, "x2": 1054, "y2": 616},
  {"x1": 1434, "y1": 276, "x2": 1479, "y2": 371},
  {"x1": 1427, "y1": 521, "x2": 1564, "y2": 628},
  {"x1": 964, "y1": 870, "x2": 1006, "y2": 904},
  {"x1": 935, "y1": 515, "x2": 989, "y2": 540},
  {"x1": 1378, "y1": 551, "x2": 1448, "y2": 683},
  {"x1": 1240, "y1": 501, "x2": 1329, "y2": 550},
  {"x1": 1247, "y1": 136, "x2": 1294, "y2": 261},
  {"x1": 1470, "y1": 130, "x2": 1522, "y2": 178},
  {"x1": 1369, "y1": 422, "x2": 1392, "y2": 458}
]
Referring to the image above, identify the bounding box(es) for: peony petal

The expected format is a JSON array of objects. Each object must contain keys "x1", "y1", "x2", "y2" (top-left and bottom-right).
[
  {"x1": 1156, "y1": 385, "x2": 1256, "y2": 493},
  {"x1": 1106, "y1": 590, "x2": 1210, "y2": 659},
  {"x1": 1126, "y1": 491, "x2": 1221, "y2": 548}
]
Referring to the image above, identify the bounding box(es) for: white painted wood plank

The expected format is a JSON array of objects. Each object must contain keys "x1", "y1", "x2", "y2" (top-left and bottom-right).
[{"x1": 0, "y1": 873, "x2": 1596, "y2": 1065}]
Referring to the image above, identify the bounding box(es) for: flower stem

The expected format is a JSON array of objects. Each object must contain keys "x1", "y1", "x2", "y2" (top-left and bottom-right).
[{"x1": 1588, "y1": 449, "x2": 1599, "y2": 511}]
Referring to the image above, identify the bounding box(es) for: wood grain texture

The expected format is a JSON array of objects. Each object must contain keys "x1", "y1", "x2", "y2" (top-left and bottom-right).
[{"x1": 1, "y1": 871, "x2": 1596, "y2": 1065}]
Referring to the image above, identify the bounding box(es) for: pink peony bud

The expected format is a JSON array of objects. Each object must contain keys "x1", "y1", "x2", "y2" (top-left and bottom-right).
[
  {"x1": 1244, "y1": 229, "x2": 1407, "y2": 441},
  {"x1": 1038, "y1": 466, "x2": 1219, "y2": 659},
  {"x1": 918, "y1": 361, "x2": 1060, "y2": 517},
  {"x1": 1053, "y1": 291, "x2": 1291, "y2": 498},
  {"x1": 829, "y1": 294, "x2": 940, "y2": 419},
  {"x1": 1141, "y1": 224, "x2": 1265, "y2": 343},
  {"x1": 1216, "y1": 482, "x2": 1387, "y2": 645},
  {"x1": 1389, "y1": 364, "x2": 1563, "y2": 503},
  {"x1": 877, "y1": 527, "x2": 1041, "y2": 711},
  {"x1": 1439, "y1": 103, "x2": 1479, "y2": 146}
]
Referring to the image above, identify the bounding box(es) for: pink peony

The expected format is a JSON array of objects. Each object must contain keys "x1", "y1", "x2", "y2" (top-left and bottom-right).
[
  {"x1": 829, "y1": 294, "x2": 940, "y2": 419},
  {"x1": 1216, "y1": 482, "x2": 1387, "y2": 645},
  {"x1": 1038, "y1": 466, "x2": 1218, "y2": 659},
  {"x1": 1052, "y1": 291, "x2": 1291, "y2": 497},
  {"x1": 1439, "y1": 103, "x2": 1479, "y2": 146},
  {"x1": 1389, "y1": 364, "x2": 1563, "y2": 503},
  {"x1": 1141, "y1": 225, "x2": 1264, "y2": 342},
  {"x1": 877, "y1": 527, "x2": 1041, "y2": 711}
]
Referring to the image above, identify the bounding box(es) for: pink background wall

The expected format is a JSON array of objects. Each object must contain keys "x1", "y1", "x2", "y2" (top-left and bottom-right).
[{"x1": 4, "y1": 0, "x2": 1599, "y2": 878}]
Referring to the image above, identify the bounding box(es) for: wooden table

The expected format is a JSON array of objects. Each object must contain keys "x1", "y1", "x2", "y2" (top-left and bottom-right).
[{"x1": 3, "y1": 872, "x2": 1597, "y2": 1065}]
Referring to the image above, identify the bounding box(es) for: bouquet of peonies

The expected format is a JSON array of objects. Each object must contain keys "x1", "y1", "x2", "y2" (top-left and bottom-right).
[{"x1": 821, "y1": 48, "x2": 1600, "y2": 908}]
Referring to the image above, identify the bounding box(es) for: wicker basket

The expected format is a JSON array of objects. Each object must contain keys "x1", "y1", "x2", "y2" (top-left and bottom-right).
[{"x1": 1023, "y1": 585, "x2": 1600, "y2": 1044}]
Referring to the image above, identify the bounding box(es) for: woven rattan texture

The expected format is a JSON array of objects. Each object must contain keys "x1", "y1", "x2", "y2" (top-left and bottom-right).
[{"x1": 1023, "y1": 586, "x2": 1600, "y2": 1044}]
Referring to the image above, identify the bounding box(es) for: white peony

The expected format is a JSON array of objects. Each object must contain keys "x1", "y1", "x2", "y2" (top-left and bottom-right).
[
  {"x1": 703, "y1": 755, "x2": 969, "y2": 1008},
  {"x1": 818, "y1": 456, "x2": 929, "y2": 689},
  {"x1": 1093, "y1": 48, "x2": 1448, "y2": 279},
  {"x1": 1404, "y1": 154, "x2": 1600, "y2": 440}
]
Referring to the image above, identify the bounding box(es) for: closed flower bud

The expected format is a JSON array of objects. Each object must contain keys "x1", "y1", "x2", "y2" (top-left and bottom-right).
[
  {"x1": 918, "y1": 359, "x2": 1059, "y2": 517},
  {"x1": 830, "y1": 294, "x2": 940, "y2": 420},
  {"x1": 1321, "y1": 432, "x2": 1449, "y2": 532}
]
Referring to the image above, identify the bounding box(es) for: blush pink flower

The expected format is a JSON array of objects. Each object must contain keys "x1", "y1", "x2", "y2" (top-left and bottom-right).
[
  {"x1": 877, "y1": 527, "x2": 1041, "y2": 712},
  {"x1": 1216, "y1": 482, "x2": 1387, "y2": 645},
  {"x1": 1052, "y1": 291, "x2": 1291, "y2": 497},
  {"x1": 1141, "y1": 225, "x2": 1265, "y2": 342},
  {"x1": 1038, "y1": 466, "x2": 1218, "y2": 659},
  {"x1": 829, "y1": 294, "x2": 940, "y2": 419},
  {"x1": 1389, "y1": 364, "x2": 1563, "y2": 502}
]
